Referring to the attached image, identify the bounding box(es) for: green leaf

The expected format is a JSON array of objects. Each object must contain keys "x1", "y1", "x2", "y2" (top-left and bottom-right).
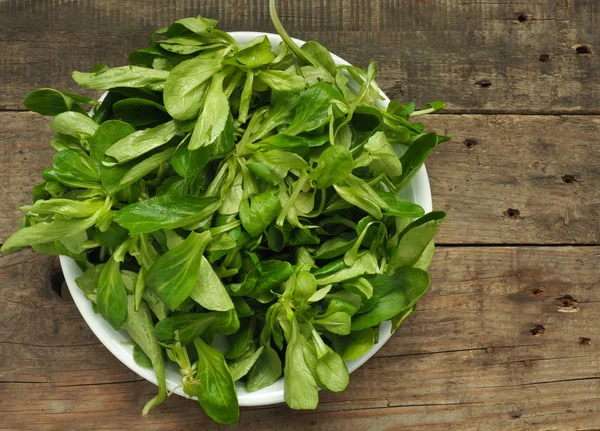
[
  {"x1": 333, "y1": 184, "x2": 382, "y2": 220},
  {"x1": 190, "y1": 256, "x2": 234, "y2": 311},
  {"x1": 72, "y1": 66, "x2": 170, "y2": 92},
  {"x1": 29, "y1": 198, "x2": 104, "y2": 218},
  {"x1": 252, "y1": 260, "x2": 294, "y2": 296},
  {"x1": 413, "y1": 240, "x2": 435, "y2": 271},
  {"x1": 312, "y1": 330, "x2": 349, "y2": 391},
  {"x1": 307, "y1": 285, "x2": 332, "y2": 303},
  {"x1": 90, "y1": 120, "x2": 136, "y2": 166},
  {"x1": 311, "y1": 145, "x2": 353, "y2": 189},
  {"x1": 53, "y1": 149, "x2": 100, "y2": 182},
  {"x1": 260, "y1": 149, "x2": 308, "y2": 169},
  {"x1": 112, "y1": 98, "x2": 170, "y2": 126},
  {"x1": 163, "y1": 57, "x2": 222, "y2": 120},
  {"x1": 133, "y1": 344, "x2": 153, "y2": 368},
  {"x1": 239, "y1": 191, "x2": 282, "y2": 238},
  {"x1": 395, "y1": 132, "x2": 440, "y2": 189},
  {"x1": 390, "y1": 267, "x2": 432, "y2": 332},
  {"x1": 105, "y1": 120, "x2": 179, "y2": 163},
  {"x1": 232, "y1": 297, "x2": 254, "y2": 318},
  {"x1": 117, "y1": 147, "x2": 175, "y2": 190},
  {"x1": 378, "y1": 190, "x2": 425, "y2": 218},
  {"x1": 1, "y1": 212, "x2": 99, "y2": 254},
  {"x1": 339, "y1": 328, "x2": 376, "y2": 360},
  {"x1": 225, "y1": 321, "x2": 253, "y2": 360},
  {"x1": 311, "y1": 300, "x2": 356, "y2": 336},
  {"x1": 91, "y1": 92, "x2": 123, "y2": 123},
  {"x1": 294, "y1": 271, "x2": 317, "y2": 301},
  {"x1": 361, "y1": 131, "x2": 402, "y2": 178},
  {"x1": 342, "y1": 277, "x2": 373, "y2": 299},
  {"x1": 97, "y1": 258, "x2": 128, "y2": 330},
  {"x1": 50, "y1": 111, "x2": 99, "y2": 138},
  {"x1": 315, "y1": 252, "x2": 378, "y2": 285},
  {"x1": 93, "y1": 222, "x2": 129, "y2": 248},
  {"x1": 75, "y1": 264, "x2": 104, "y2": 294},
  {"x1": 314, "y1": 233, "x2": 356, "y2": 260},
  {"x1": 238, "y1": 71, "x2": 254, "y2": 123},
  {"x1": 184, "y1": 338, "x2": 240, "y2": 424},
  {"x1": 189, "y1": 72, "x2": 230, "y2": 150},
  {"x1": 300, "y1": 41, "x2": 336, "y2": 76},
  {"x1": 154, "y1": 312, "x2": 215, "y2": 345},
  {"x1": 411, "y1": 101, "x2": 447, "y2": 116},
  {"x1": 211, "y1": 309, "x2": 240, "y2": 335},
  {"x1": 253, "y1": 134, "x2": 310, "y2": 156},
  {"x1": 258, "y1": 69, "x2": 306, "y2": 92},
  {"x1": 237, "y1": 36, "x2": 275, "y2": 67},
  {"x1": 246, "y1": 152, "x2": 289, "y2": 185},
  {"x1": 172, "y1": 136, "x2": 212, "y2": 178},
  {"x1": 121, "y1": 296, "x2": 166, "y2": 417},
  {"x1": 23, "y1": 88, "x2": 85, "y2": 116},
  {"x1": 133, "y1": 268, "x2": 147, "y2": 312},
  {"x1": 246, "y1": 345, "x2": 282, "y2": 392},
  {"x1": 387, "y1": 211, "x2": 445, "y2": 271},
  {"x1": 387, "y1": 100, "x2": 415, "y2": 119},
  {"x1": 229, "y1": 346, "x2": 265, "y2": 382},
  {"x1": 285, "y1": 82, "x2": 343, "y2": 136},
  {"x1": 284, "y1": 319, "x2": 319, "y2": 409},
  {"x1": 351, "y1": 270, "x2": 429, "y2": 331},
  {"x1": 114, "y1": 193, "x2": 220, "y2": 234},
  {"x1": 159, "y1": 15, "x2": 219, "y2": 37},
  {"x1": 212, "y1": 113, "x2": 235, "y2": 156},
  {"x1": 146, "y1": 231, "x2": 212, "y2": 310}
]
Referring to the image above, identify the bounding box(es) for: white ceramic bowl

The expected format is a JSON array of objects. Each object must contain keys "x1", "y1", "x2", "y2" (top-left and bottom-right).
[{"x1": 61, "y1": 31, "x2": 432, "y2": 407}]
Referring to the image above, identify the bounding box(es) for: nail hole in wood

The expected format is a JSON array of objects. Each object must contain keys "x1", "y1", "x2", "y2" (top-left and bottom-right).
[
  {"x1": 555, "y1": 295, "x2": 575, "y2": 307},
  {"x1": 530, "y1": 287, "x2": 544, "y2": 297},
  {"x1": 579, "y1": 337, "x2": 591, "y2": 346},
  {"x1": 562, "y1": 174, "x2": 577, "y2": 184},
  {"x1": 517, "y1": 13, "x2": 529, "y2": 23},
  {"x1": 475, "y1": 80, "x2": 492, "y2": 89},
  {"x1": 539, "y1": 53, "x2": 550, "y2": 62},
  {"x1": 575, "y1": 44, "x2": 592, "y2": 55},
  {"x1": 464, "y1": 138, "x2": 478, "y2": 149},
  {"x1": 530, "y1": 325, "x2": 545, "y2": 336},
  {"x1": 555, "y1": 295, "x2": 579, "y2": 313},
  {"x1": 504, "y1": 208, "x2": 520, "y2": 219}
]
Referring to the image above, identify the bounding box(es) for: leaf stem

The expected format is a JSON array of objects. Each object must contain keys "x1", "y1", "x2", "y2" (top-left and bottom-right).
[{"x1": 276, "y1": 173, "x2": 308, "y2": 227}]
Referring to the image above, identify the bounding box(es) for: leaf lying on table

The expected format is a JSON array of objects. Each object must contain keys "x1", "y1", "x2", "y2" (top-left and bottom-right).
[{"x1": 1, "y1": 0, "x2": 449, "y2": 425}]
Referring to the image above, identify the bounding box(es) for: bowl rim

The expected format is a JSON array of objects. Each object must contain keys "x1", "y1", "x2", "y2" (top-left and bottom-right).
[{"x1": 61, "y1": 30, "x2": 433, "y2": 407}]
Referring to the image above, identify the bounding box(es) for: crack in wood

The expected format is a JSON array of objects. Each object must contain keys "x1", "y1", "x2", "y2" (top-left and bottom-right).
[
  {"x1": 0, "y1": 340, "x2": 100, "y2": 349},
  {"x1": 375, "y1": 344, "x2": 539, "y2": 359}
]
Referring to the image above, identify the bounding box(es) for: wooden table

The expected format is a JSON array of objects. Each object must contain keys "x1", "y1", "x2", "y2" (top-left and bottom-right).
[{"x1": 1, "y1": 1, "x2": 599, "y2": 430}]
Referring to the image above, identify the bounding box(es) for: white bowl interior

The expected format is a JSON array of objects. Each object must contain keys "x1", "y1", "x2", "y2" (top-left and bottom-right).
[{"x1": 61, "y1": 31, "x2": 432, "y2": 407}]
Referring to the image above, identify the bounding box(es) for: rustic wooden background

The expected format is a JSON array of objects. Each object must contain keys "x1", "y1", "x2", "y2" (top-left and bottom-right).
[{"x1": 1, "y1": 1, "x2": 599, "y2": 430}]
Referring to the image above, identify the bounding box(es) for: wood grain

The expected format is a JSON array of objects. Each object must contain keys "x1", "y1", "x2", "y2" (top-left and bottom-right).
[
  {"x1": 0, "y1": 0, "x2": 599, "y2": 113},
  {"x1": 1, "y1": 246, "x2": 599, "y2": 430},
  {"x1": 2, "y1": 112, "x2": 598, "y2": 245}
]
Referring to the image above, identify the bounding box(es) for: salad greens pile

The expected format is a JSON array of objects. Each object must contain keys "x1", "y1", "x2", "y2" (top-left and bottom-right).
[{"x1": 2, "y1": 0, "x2": 448, "y2": 423}]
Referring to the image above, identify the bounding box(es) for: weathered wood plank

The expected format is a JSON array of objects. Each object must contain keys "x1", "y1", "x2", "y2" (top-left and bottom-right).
[
  {"x1": 1, "y1": 112, "x2": 598, "y2": 245},
  {"x1": 423, "y1": 114, "x2": 600, "y2": 245},
  {"x1": 1, "y1": 246, "x2": 599, "y2": 430},
  {"x1": 0, "y1": 0, "x2": 599, "y2": 113}
]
